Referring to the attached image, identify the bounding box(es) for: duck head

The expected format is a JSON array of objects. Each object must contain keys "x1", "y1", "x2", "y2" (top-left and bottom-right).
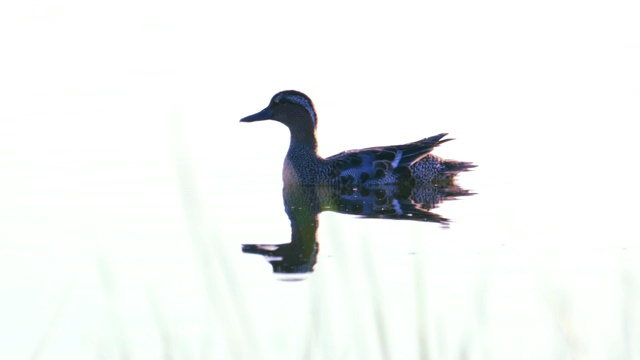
[{"x1": 240, "y1": 90, "x2": 318, "y2": 130}]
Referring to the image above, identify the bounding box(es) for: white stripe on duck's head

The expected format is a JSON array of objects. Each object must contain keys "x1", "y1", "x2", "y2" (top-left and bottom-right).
[{"x1": 240, "y1": 90, "x2": 318, "y2": 129}]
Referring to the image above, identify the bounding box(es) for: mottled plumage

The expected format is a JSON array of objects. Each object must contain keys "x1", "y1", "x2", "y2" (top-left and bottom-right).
[{"x1": 240, "y1": 90, "x2": 474, "y2": 186}]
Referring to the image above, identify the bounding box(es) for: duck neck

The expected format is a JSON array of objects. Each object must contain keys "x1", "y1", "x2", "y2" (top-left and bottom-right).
[
  {"x1": 284, "y1": 136, "x2": 323, "y2": 184},
  {"x1": 287, "y1": 124, "x2": 319, "y2": 158}
]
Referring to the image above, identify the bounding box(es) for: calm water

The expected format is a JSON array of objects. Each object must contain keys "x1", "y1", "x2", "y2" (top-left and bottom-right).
[
  {"x1": 1, "y1": 124, "x2": 638, "y2": 359},
  {"x1": 2, "y1": 0, "x2": 640, "y2": 358}
]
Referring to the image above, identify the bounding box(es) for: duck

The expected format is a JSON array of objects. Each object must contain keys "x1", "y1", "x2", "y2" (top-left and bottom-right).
[{"x1": 240, "y1": 90, "x2": 474, "y2": 186}]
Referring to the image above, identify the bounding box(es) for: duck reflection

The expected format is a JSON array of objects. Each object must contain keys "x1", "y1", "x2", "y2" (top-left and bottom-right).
[{"x1": 242, "y1": 180, "x2": 473, "y2": 279}]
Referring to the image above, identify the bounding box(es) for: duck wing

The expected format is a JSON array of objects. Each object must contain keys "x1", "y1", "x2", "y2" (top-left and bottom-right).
[{"x1": 327, "y1": 133, "x2": 451, "y2": 184}]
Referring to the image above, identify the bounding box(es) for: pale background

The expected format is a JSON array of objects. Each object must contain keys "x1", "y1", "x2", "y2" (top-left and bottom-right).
[{"x1": 1, "y1": 0, "x2": 639, "y2": 359}]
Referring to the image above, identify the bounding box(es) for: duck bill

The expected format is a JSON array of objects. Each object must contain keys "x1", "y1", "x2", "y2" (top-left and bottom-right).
[{"x1": 240, "y1": 106, "x2": 273, "y2": 122}]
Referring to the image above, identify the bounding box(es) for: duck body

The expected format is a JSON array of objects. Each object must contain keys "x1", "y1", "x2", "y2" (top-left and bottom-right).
[{"x1": 240, "y1": 90, "x2": 474, "y2": 186}]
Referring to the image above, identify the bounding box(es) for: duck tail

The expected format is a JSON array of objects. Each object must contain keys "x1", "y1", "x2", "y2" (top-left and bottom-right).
[
  {"x1": 442, "y1": 160, "x2": 476, "y2": 174},
  {"x1": 403, "y1": 133, "x2": 452, "y2": 165}
]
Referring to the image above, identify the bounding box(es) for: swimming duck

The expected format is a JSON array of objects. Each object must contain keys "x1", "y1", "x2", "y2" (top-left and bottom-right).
[{"x1": 240, "y1": 90, "x2": 474, "y2": 186}]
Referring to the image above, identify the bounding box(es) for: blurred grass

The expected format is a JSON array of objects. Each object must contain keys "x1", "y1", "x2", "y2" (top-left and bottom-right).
[
  {"x1": 30, "y1": 283, "x2": 74, "y2": 360},
  {"x1": 170, "y1": 108, "x2": 260, "y2": 359},
  {"x1": 97, "y1": 256, "x2": 132, "y2": 360}
]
